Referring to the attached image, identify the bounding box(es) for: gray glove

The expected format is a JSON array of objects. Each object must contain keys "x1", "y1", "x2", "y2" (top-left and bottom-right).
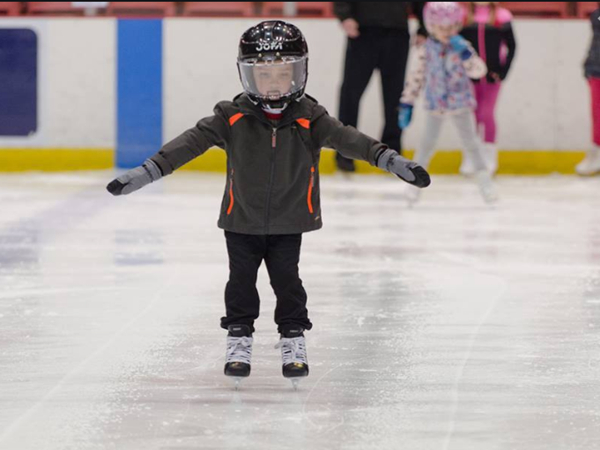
[
  {"x1": 376, "y1": 149, "x2": 431, "y2": 188},
  {"x1": 106, "y1": 159, "x2": 162, "y2": 196}
]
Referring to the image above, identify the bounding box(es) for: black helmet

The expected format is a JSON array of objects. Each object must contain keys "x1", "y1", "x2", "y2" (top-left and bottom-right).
[{"x1": 237, "y1": 21, "x2": 309, "y2": 110}]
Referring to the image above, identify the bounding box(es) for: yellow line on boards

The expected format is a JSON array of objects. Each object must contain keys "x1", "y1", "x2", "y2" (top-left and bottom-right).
[
  {"x1": 0, "y1": 149, "x2": 114, "y2": 172},
  {"x1": 0, "y1": 148, "x2": 586, "y2": 174}
]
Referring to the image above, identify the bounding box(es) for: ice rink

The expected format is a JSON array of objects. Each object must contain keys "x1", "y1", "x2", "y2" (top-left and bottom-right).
[{"x1": 1, "y1": 171, "x2": 599, "y2": 450}]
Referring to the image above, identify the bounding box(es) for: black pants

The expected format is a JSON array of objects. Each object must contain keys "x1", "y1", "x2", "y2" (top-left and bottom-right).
[
  {"x1": 338, "y1": 27, "x2": 410, "y2": 160},
  {"x1": 221, "y1": 231, "x2": 312, "y2": 334}
]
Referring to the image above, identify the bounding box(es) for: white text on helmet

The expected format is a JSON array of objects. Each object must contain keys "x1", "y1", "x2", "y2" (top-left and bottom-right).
[{"x1": 256, "y1": 41, "x2": 283, "y2": 52}]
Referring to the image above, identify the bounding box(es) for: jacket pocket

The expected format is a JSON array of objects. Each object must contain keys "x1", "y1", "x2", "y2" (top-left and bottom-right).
[
  {"x1": 307, "y1": 166, "x2": 315, "y2": 214},
  {"x1": 227, "y1": 169, "x2": 235, "y2": 215}
]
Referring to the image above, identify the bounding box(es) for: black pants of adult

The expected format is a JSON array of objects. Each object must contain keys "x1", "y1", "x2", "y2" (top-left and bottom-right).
[
  {"x1": 221, "y1": 231, "x2": 312, "y2": 334},
  {"x1": 337, "y1": 27, "x2": 410, "y2": 164}
]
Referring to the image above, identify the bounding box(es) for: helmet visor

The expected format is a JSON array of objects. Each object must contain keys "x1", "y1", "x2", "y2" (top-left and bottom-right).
[{"x1": 238, "y1": 56, "x2": 307, "y2": 102}]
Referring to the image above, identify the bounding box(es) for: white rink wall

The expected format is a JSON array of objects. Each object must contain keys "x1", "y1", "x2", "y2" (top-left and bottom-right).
[
  {"x1": 0, "y1": 18, "x2": 115, "y2": 149},
  {"x1": 0, "y1": 17, "x2": 593, "y2": 152},
  {"x1": 165, "y1": 18, "x2": 593, "y2": 152}
]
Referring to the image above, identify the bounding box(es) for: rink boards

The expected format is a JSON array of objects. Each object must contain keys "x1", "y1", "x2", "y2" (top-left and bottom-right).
[{"x1": 0, "y1": 17, "x2": 592, "y2": 174}]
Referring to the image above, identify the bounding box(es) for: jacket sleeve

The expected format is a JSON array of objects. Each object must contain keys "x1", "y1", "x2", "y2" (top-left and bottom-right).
[
  {"x1": 333, "y1": 2, "x2": 354, "y2": 22},
  {"x1": 311, "y1": 107, "x2": 387, "y2": 164},
  {"x1": 400, "y1": 45, "x2": 427, "y2": 105},
  {"x1": 149, "y1": 104, "x2": 230, "y2": 176},
  {"x1": 499, "y1": 23, "x2": 516, "y2": 80},
  {"x1": 410, "y1": 2, "x2": 428, "y2": 37},
  {"x1": 462, "y1": 43, "x2": 488, "y2": 80}
]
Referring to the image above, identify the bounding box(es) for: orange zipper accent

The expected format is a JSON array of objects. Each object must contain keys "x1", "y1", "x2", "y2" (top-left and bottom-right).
[
  {"x1": 307, "y1": 166, "x2": 315, "y2": 214},
  {"x1": 227, "y1": 169, "x2": 234, "y2": 215}
]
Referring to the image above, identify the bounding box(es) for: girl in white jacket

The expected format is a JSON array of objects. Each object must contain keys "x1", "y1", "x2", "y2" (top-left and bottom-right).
[{"x1": 399, "y1": 2, "x2": 497, "y2": 204}]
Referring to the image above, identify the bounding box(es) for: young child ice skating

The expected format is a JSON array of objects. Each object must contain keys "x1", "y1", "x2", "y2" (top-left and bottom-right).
[
  {"x1": 398, "y1": 2, "x2": 497, "y2": 204},
  {"x1": 460, "y1": 1, "x2": 517, "y2": 175},
  {"x1": 578, "y1": 3, "x2": 600, "y2": 176},
  {"x1": 106, "y1": 21, "x2": 430, "y2": 389}
]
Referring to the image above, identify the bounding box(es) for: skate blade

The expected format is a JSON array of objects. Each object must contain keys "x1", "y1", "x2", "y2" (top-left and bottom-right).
[
  {"x1": 482, "y1": 193, "x2": 499, "y2": 205},
  {"x1": 291, "y1": 379, "x2": 300, "y2": 391},
  {"x1": 229, "y1": 377, "x2": 244, "y2": 390}
]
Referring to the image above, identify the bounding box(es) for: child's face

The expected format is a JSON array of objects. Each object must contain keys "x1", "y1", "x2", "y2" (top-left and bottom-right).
[
  {"x1": 429, "y1": 23, "x2": 462, "y2": 44},
  {"x1": 252, "y1": 63, "x2": 294, "y2": 99}
]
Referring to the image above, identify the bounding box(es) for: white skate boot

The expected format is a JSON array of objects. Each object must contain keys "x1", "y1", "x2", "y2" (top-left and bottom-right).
[
  {"x1": 485, "y1": 143, "x2": 499, "y2": 175},
  {"x1": 462, "y1": 144, "x2": 498, "y2": 175},
  {"x1": 224, "y1": 324, "x2": 253, "y2": 390},
  {"x1": 459, "y1": 150, "x2": 477, "y2": 176},
  {"x1": 275, "y1": 327, "x2": 308, "y2": 390},
  {"x1": 476, "y1": 170, "x2": 498, "y2": 204},
  {"x1": 576, "y1": 147, "x2": 600, "y2": 176}
]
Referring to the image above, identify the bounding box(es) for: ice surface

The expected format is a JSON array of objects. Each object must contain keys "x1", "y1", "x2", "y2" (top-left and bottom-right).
[{"x1": 0, "y1": 171, "x2": 599, "y2": 449}]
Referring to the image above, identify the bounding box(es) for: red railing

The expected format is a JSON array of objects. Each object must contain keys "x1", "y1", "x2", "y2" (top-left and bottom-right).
[{"x1": 0, "y1": 2, "x2": 593, "y2": 18}]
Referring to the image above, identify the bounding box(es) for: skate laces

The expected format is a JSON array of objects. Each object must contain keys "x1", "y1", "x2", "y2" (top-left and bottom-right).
[
  {"x1": 275, "y1": 336, "x2": 307, "y2": 365},
  {"x1": 226, "y1": 336, "x2": 253, "y2": 365}
]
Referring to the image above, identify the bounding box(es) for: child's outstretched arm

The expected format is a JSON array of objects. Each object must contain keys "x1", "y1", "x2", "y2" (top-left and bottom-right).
[
  {"x1": 107, "y1": 105, "x2": 230, "y2": 196},
  {"x1": 311, "y1": 110, "x2": 430, "y2": 188},
  {"x1": 400, "y1": 45, "x2": 426, "y2": 106},
  {"x1": 106, "y1": 159, "x2": 162, "y2": 196},
  {"x1": 398, "y1": 45, "x2": 426, "y2": 129},
  {"x1": 449, "y1": 35, "x2": 488, "y2": 80}
]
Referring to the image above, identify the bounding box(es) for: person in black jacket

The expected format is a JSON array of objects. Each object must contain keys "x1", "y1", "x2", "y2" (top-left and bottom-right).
[
  {"x1": 578, "y1": 4, "x2": 600, "y2": 176},
  {"x1": 459, "y1": 2, "x2": 517, "y2": 175},
  {"x1": 334, "y1": 2, "x2": 427, "y2": 172},
  {"x1": 106, "y1": 21, "x2": 430, "y2": 388}
]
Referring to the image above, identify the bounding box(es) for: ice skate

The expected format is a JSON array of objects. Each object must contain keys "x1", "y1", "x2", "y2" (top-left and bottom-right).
[
  {"x1": 485, "y1": 143, "x2": 499, "y2": 175},
  {"x1": 476, "y1": 170, "x2": 498, "y2": 204},
  {"x1": 576, "y1": 147, "x2": 600, "y2": 176},
  {"x1": 224, "y1": 324, "x2": 253, "y2": 389},
  {"x1": 404, "y1": 185, "x2": 421, "y2": 205},
  {"x1": 275, "y1": 326, "x2": 309, "y2": 390},
  {"x1": 459, "y1": 151, "x2": 477, "y2": 176},
  {"x1": 462, "y1": 144, "x2": 497, "y2": 176}
]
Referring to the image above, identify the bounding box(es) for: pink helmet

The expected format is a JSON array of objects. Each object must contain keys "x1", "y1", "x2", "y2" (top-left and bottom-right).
[{"x1": 424, "y1": 2, "x2": 465, "y2": 30}]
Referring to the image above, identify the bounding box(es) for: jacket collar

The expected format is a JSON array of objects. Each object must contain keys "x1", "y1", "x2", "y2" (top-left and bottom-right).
[{"x1": 233, "y1": 93, "x2": 315, "y2": 127}]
